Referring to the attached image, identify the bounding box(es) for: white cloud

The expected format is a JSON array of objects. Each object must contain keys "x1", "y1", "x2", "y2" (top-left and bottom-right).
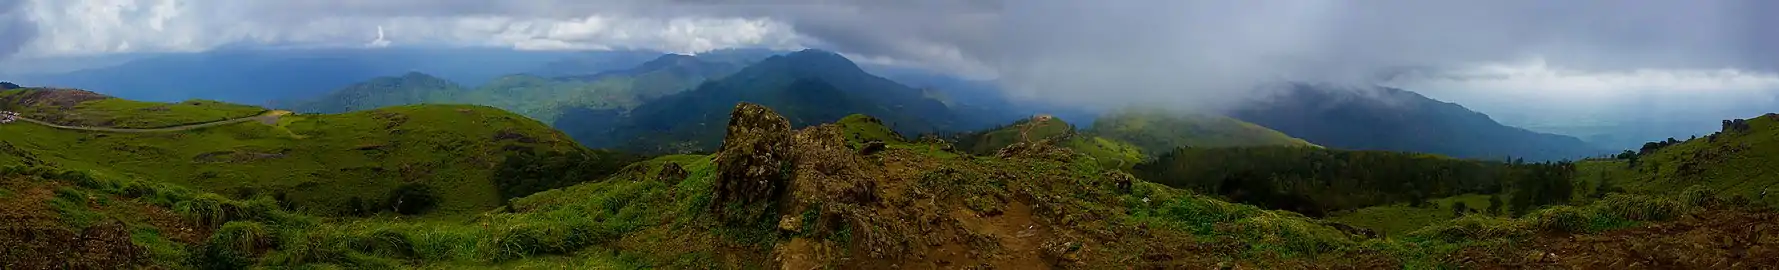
[
  {"x1": 1383, "y1": 57, "x2": 1779, "y2": 128},
  {"x1": 13, "y1": 0, "x2": 808, "y2": 58},
  {"x1": 1388, "y1": 57, "x2": 1779, "y2": 105}
]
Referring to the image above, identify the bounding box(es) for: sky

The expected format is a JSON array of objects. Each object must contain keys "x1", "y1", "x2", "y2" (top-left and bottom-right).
[{"x1": 2, "y1": 0, "x2": 1777, "y2": 133}]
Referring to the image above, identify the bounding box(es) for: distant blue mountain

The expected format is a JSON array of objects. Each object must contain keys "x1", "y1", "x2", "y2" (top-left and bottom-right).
[
  {"x1": 15, "y1": 48, "x2": 657, "y2": 105},
  {"x1": 864, "y1": 64, "x2": 1101, "y2": 130}
]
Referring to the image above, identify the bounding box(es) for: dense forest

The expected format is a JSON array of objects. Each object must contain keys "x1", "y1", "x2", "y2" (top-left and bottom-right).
[{"x1": 1133, "y1": 146, "x2": 1575, "y2": 217}]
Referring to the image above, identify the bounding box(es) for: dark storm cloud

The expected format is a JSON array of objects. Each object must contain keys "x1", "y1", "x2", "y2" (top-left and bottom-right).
[
  {"x1": 988, "y1": 0, "x2": 1779, "y2": 111},
  {"x1": 0, "y1": 0, "x2": 35, "y2": 61}
]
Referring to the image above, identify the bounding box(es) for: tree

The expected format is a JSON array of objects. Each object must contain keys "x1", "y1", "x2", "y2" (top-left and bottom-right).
[
  {"x1": 1451, "y1": 202, "x2": 1470, "y2": 216},
  {"x1": 1486, "y1": 194, "x2": 1503, "y2": 215}
]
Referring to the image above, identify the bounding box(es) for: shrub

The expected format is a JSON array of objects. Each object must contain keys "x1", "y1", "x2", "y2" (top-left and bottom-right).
[
  {"x1": 1597, "y1": 193, "x2": 1686, "y2": 221},
  {"x1": 1405, "y1": 215, "x2": 1530, "y2": 243},
  {"x1": 192, "y1": 222, "x2": 275, "y2": 269},
  {"x1": 1529, "y1": 205, "x2": 1591, "y2": 233},
  {"x1": 1680, "y1": 185, "x2": 1718, "y2": 207},
  {"x1": 385, "y1": 183, "x2": 439, "y2": 215}
]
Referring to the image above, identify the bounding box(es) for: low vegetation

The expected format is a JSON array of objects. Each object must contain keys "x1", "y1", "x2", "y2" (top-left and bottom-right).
[
  {"x1": 6, "y1": 89, "x2": 1775, "y2": 268},
  {"x1": 0, "y1": 88, "x2": 266, "y2": 128},
  {"x1": 0, "y1": 100, "x2": 586, "y2": 218}
]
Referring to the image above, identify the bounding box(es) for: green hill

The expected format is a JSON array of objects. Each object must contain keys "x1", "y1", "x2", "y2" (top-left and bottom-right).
[
  {"x1": 285, "y1": 72, "x2": 467, "y2": 114},
  {"x1": 284, "y1": 53, "x2": 748, "y2": 126},
  {"x1": 951, "y1": 115, "x2": 1145, "y2": 170},
  {"x1": 1087, "y1": 108, "x2": 1316, "y2": 155},
  {"x1": 581, "y1": 49, "x2": 963, "y2": 153},
  {"x1": 1, "y1": 88, "x2": 266, "y2": 128},
  {"x1": 1587, "y1": 113, "x2": 1779, "y2": 205},
  {"x1": 1230, "y1": 84, "x2": 1604, "y2": 161},
  {"x1": 3, "y1": 101, "x2": 1768, "y2": 269},
  {"x1": 1, "y1": 94, "x2": 594, "y2": 218}
]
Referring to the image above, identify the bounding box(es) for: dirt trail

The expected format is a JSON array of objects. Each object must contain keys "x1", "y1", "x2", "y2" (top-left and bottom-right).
[
  {"x1": 11, "y1": 110, "x2": 289, "y2": 133},
  {"x1": 1458, "y1": 208, "x2": 1779, "y2": 269}
]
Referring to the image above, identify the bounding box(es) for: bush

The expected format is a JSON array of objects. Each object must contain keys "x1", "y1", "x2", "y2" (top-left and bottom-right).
[
  {"x1": 385, "y1": 183, "x2": 439, "y2": 215},
  {"x1": 1530, "y1": 205, "x2": 1591, "y2": 233},
  {"x1": 192, "y1": 222, "x2": 275, "y2": 269},
  {"x1": 1597, "y1": 193, "x2": 1686, "y2": 221},
  {"x1": 1680, "y1": 185, "x2": 1718, "y2": 207},
  {"x1": 1405, "y1": 215, "x2": 1530, "y2": 243}
]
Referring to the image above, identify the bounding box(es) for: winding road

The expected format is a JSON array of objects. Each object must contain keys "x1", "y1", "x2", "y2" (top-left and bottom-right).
[{"x1": 11, "y1": 110, "x2": 291, "y2": 133}]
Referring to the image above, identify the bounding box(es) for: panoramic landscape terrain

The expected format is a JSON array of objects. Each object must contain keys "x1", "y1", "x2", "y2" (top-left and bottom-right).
[{"x1": 2, "y1": 0, "x2": 1777, "y2": 269}]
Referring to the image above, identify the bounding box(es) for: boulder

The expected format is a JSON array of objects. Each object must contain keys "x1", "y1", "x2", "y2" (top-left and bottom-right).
[
  {"x1": 710, "y1": 103, "x2": 795, "y2": 219},
  {"x1": 857, "y1": 140, "x2": 888, "y2": 155},
  {"x1": 656, "y1": 162, "x2": 689, "y2": 185}
]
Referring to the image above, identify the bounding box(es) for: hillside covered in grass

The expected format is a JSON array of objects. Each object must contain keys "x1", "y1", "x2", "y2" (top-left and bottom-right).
[
  {"x1": 0, "y1": 88, "x2": 266, "y2": 128},
  {"x1": 0, "y1": 93, "x2": 611, "y2": 218},
  {"x1": 1087, "y1": 108, "x2": 1316, "y2": 155},
  {"x1": 950, "y1": 115, "x2": 1146, "y2": 170},
  {"x1": 1588, "y1": 113, "x2": 1779, "y2": 205},
  {"x1": 3, "y1": 102, "x2": 1776, "y2": 269},
  {"x1": 284, "y1": 53, "x2": 754, "y2": 126},
  {"x1": 1230, "y1": 84, "x2": 1605, "y2": 161}
]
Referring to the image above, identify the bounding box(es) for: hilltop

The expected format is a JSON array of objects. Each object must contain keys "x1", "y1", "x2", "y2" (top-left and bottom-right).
[
  {"x1": 1588, "y1": 114, "x2": 1779, "y2": 205},
  {"x1": 1087, "y1": 108, "x2": 1316, "y2": 155},
  {"x1": 581, "y1": 49, "x2": 964, "y2": 153},
  {"x1": 0, "y1": 90, "x2": 607, "y2": 217},
  {"x1": 950, "y1": 115, "x2": 1146, "y2": 170},
  {"x1": 284, "y1": 52, "x2": 754, "y2": 131},
  {"x1": 1230, "y1": 83, "x2": 1605, "y2": 161},
  {"x1": 0, "y1": 88, "x2": 266, "y2": 129}
]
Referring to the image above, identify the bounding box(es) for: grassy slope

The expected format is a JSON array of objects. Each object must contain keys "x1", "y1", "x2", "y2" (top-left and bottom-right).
[
  {"x1": 1327, "y1": 194, "x2": 1497, "y2": 236},
  {"x1": 2, "y1": 107, "x2": 1758, "y2": 268},
  {"x1": 0, "y1": 103, "x2": 581, "y2": 218},
  {"x1": 1088, "y1": 108, "x2": 1316, "y2": 155},
  {"x1": 1593, "y1": 114, "x2": 1779, "y2": 205},
  {"x1": 0, "y1": 89, "x2": 266, "y2": 128},
  {"x1": 956, "y1": 116, "x2": 1146, "y2": 170}
]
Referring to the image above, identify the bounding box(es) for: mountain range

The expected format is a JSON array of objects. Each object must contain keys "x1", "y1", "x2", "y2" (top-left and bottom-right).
[
  {"x1": 268, "y1": 50, "x2": 1609, "y2": 161},
  {"x1": 1230, "y1": 83, "x2": 1607, "y2": 161}
]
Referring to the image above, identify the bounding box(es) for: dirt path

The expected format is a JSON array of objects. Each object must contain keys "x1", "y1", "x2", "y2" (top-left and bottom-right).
[{"x1": 12, "y1": 110, "x2": 289, "y2": 133}]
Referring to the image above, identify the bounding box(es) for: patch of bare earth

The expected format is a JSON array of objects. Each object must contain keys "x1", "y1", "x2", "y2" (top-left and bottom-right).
[
  {"x1": 1457, "y1": 207, "x2": 1779, "y2": 269},
  {"x1": 0, "y1": 178, "x2": 145, "y2": 269}
]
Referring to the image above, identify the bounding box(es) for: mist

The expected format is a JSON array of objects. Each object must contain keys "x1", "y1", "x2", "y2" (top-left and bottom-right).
[{"x1": 988, "y1": 0, "x2": 1779, "y2": 116}]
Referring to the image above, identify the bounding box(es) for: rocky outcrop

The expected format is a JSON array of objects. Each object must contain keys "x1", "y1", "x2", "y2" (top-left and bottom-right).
[
  {"x1": 656, "y1": 162, "x2": 688, "y2": 185},
  {"x1": 710, "y1": 102, "x2": 795, "y2": 220},
  {"x1": 994, "y1": 140, "x2": 1076, "y2": 162}
]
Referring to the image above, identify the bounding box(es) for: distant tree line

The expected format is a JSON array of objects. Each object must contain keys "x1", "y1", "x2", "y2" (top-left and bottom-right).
[
  {"x1": 1132, "y1": 146, "x2": 1575, "y2": 217},
  {"x1": 492, "y1": 148, "x2": 643, "y2": 201},
  {"x1": 0, "y1": 82, "x2": 19, "y2": 90}
]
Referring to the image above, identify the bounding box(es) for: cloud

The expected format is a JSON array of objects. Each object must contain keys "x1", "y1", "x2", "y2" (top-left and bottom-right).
[
  {"x1": 1383, "y1": 57, "x2": 1779, "y2": 128},
  {"x1": 0, "y1": 0, "x2": 38, "y2": 61}
]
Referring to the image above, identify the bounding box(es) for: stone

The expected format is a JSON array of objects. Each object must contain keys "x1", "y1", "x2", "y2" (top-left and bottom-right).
[
  {"x1": 710, "y1": 102, "x2": 795, "y2": 219},
  {"x1": 656, "y1": 162, "x2": 688, "y2": 185},
  {"x1": 857, "y1": 140, "x2": 888, "y2": 155}
]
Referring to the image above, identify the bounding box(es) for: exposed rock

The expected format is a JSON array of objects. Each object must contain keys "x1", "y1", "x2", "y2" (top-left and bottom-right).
[
  {"x1": 778, "y1": 214, "x2": 804, "y2": 233},
  {"x1": 710, "y1": 102, "x2": 795, "y2": 220},
  {"x1": 994, "y1": 140, "x2": 1076, "y2": 162},
  {"x1": 1105, "y1": 171, "x2": 1135, "y2": 194},
  {"x1": 857, "y1": 140, "x2": 888, "y2": 155},
  {"x1": 656, "y1": 162, "x2": 689, "y2": 185},
  {"x1": 790, "y1": 125, "x2": 879, "y2": 206},
  {"x1": 492, "y1": 129, "x2": 541, "y2": 143}
]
